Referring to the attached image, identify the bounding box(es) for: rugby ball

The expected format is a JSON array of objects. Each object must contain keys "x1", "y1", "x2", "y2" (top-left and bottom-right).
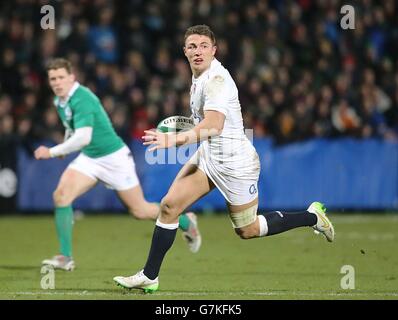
[{"x1": 157, "y1": 116, "x2": 194, "y2": 133}]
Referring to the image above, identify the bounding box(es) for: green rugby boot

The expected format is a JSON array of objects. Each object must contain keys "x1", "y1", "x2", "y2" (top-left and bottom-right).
[
  {"x1": 113, "y1": 270, "x2": 159, "y2": 293},
  {"x1": 307, "y1": 202, "x2": 335, "y2": 242}
]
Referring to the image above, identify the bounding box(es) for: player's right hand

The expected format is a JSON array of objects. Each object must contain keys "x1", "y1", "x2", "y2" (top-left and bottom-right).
[
  {"x1": 34, "y1": 146, "x2": 51, "y2": 160},
  {"x1": 142, "y1": 130, "x2": 177, "y2": 151}
]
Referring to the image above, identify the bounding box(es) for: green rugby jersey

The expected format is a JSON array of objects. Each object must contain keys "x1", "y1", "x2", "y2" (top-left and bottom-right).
[{"x1": 54, "y1": 83, "x2": 125, "y2": 158}]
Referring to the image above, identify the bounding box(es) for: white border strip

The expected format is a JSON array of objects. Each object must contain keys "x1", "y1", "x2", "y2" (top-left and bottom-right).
[{"x1": 2, "y1": 291, "x2": 398, "y2": 297}]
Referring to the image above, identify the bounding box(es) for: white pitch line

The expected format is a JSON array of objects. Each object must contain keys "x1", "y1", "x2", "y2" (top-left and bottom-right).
[{"x1": 3, "y1": 291, "x2": 398, "y2": 297}]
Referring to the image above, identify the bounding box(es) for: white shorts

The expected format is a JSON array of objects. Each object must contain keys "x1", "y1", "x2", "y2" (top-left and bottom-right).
[
  {"x1": 68, "y1": 145, "x2": 140, "y2": 191},
  {"x1": 189, "y1": 142, "x2": 260, "y2": 205}
]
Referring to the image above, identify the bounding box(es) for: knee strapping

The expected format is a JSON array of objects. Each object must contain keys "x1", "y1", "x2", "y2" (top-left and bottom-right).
[{"x1": 229, "y1": 204, "x2": 258, "y2": 228}]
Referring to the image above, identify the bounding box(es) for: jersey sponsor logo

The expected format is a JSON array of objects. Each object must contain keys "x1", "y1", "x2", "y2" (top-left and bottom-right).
[{"x1": 249, "y1": 184, "x2": 257, "y2": 195}]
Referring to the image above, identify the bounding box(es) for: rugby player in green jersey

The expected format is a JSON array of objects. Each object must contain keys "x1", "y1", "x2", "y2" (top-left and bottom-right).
[{"x1": 34, "y1": 58, "x2": 201, "y2": 271}]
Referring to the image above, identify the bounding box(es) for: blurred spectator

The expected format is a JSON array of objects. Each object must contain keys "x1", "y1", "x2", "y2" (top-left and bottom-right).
[
  {"x1": 34, "y1": 106, "x2": 64, "y2": 143},
  {"x1": 0, "y1": 114, "x2": 14, "y2": 139},
  {"x1": 0, "y1": 0, "x2": 397, "y2": 147},
  {"x1": 88, "y1": 6, "x2": 118, "y2": 63},
  {"x1": 332, "y1": 99, "x2": 361, "y2": 135},
  {"x1": 111, "y1": 105, "x2": 130, "y2": 143},
  {"x1": 313, "y1": 101, "x2": 333, "y2": 138}
]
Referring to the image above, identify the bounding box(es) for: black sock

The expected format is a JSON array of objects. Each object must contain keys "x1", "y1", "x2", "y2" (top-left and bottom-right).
[
  {"x1": 143, "y1": 225, "x2": 177, "y2": 280},
  {"x1": 262, "y1": 210, "x2": 317, "y2": 236}
]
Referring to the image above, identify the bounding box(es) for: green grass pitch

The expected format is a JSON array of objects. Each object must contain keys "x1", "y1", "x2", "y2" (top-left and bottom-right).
[{"x1": 0, "y1": 213, "x2": 397, "y2": 300}]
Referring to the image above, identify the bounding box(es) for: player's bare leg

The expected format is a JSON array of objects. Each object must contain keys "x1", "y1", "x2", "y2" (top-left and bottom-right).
[
  {"x1": 118, "y1": 179, "x2": 203, "y2": 253},
  {"x1": 159, "y1": 163, "x2": 213, "y2": 252},
  {"x1": 160, "y1": 164, "x2": 214, "y2": 223},
  {"x1": 42, "y1": 168, "x2": 97, "y2": 271},
  {"x1": 117, "y1": 185, "x2": 159, "y2": 220},
  {"x1": 114, "y1": 164, "x2": 214, "y2": 291},
  {"x1": 53, "y1": 168, "x2": 97, "y2": 207}
]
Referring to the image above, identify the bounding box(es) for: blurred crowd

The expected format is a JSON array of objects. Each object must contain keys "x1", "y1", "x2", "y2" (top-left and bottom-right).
[{"x1": 0, "y1": 0, "x2": 398, "y2": 147}]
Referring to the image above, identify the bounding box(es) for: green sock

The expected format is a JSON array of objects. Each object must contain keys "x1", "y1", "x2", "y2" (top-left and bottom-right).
[
  {"x1": 55, "y1": 206, "x2": 74, "y2": 257},
  {"x1": 178, "y1": 214, "x2": 190, "y2": 231}
]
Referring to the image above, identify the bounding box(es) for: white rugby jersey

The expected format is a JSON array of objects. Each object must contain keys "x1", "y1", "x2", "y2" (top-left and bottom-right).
[{"x1": 189, "y1": 58, "x2": 255, "y2": 165}]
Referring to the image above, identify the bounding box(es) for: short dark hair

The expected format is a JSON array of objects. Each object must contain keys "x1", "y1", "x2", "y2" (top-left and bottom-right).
[
  {"x1": 184, "y1": 24, "x2": 216, "y2": 46},
  {"x1": 46, "y1": 58, "x2": 73, "y2": 74}
]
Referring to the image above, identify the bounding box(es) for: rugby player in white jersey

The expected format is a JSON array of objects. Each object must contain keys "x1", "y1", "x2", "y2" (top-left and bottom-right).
[
  {"x1": 34, "y1": 58, "x2": 201, "y2": 271},
  {"x1": 113, "y1": 25, "x2": 334, "y2": 292}
]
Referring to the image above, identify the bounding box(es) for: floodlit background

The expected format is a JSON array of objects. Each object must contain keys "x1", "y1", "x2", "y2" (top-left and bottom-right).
[{"x1": 0, "y1": 0, "x2": 397, "y2": 299}]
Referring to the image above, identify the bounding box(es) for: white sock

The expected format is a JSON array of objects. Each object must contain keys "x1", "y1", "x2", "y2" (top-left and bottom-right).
[
  {"x1": 155, "y1": 219, "x2": 179, "y2": 230},
  {"x1": 258, "y1": 215, "x2": 268, "y2": 237}
]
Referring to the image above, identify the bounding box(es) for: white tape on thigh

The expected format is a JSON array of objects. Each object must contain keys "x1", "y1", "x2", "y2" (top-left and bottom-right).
[{"x1": 229, "y1": 204, "x2": 258, "y2": 228}]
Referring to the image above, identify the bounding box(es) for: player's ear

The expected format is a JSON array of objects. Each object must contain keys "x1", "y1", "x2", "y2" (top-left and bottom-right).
[{"x1": 212, "y1": 45, "x2": 217, "y2": 56}]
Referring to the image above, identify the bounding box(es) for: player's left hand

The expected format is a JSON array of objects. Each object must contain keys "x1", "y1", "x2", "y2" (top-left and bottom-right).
[
  {"x1": 142, "y1": 130, "x2": 176, "y2": 151},
  {"x1": 34, "y1": 146, "x2": 52, "y2": 160}
]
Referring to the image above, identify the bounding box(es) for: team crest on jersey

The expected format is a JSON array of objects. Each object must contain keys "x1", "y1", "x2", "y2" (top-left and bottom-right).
[
  {"x1": 213, "y1": 75, "x2": 224, "y2": 83},
  {"x1": 205, "y1": 75, "x2": 225, "y2": 98}
]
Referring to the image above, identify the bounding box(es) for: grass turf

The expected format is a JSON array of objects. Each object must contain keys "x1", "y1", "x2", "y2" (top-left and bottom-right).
[{"x1": 0, "y1": 213, "x2": 397, "y2": 300}]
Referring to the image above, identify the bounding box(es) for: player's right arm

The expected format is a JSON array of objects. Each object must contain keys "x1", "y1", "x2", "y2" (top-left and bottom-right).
[
  {"x1": 64, "y1": 128, "x2": 73, "y2": 141},
  {"x1": 173, "y1": 73, "x2": 228, "y2": 146},
  {"x1": 143, "y1": 73, "x2": 228, "y2": 151},
  {"x1": 174, "y1": 110, "x2": 225, "y2": 145},
  {"x1": 143, "y1": 110, "x2": 225, "y2": 151},
  {"x1": 49, "y1": 126, "x2": 92, "y2": 157},
  {"x1": 45, "y1": 94, "x2": 96, "y2": 159},
  {"x1": 34, "y1": 127, "x2": 93, "y2": 160}
]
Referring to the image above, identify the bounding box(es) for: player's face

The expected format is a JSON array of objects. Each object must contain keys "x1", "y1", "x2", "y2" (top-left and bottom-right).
[
  {"x1": 184, "y1": 34, "x2": 216, "y2": 77},
  {"x1": 48, "y1": 68, "x2": 75, "y2": 99}
]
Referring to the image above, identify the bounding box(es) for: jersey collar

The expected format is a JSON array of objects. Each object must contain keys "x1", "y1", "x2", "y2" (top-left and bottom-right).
[
  {"x1": 192, "y1": 58, "x2": 220, "y2": 82},
  {"x1": 59, "y1": 81, "x2": 80, "y2": 106}
]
